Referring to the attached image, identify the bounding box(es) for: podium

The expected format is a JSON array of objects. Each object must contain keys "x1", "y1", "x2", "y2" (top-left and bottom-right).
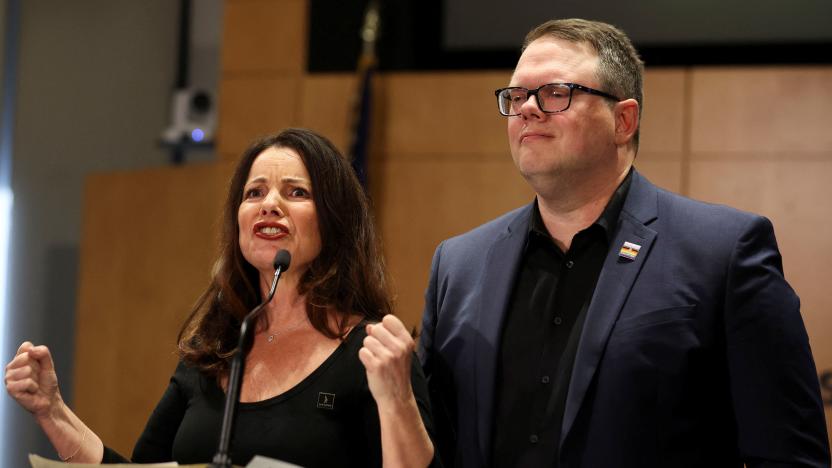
[{"x1": 29, "y1": 454, "x2": 300, "y2": 468}]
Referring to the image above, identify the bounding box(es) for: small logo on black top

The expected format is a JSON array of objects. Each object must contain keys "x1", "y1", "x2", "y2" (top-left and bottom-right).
[{"x1": 317, "y1": 392, "x2": 335, "y2": 410}]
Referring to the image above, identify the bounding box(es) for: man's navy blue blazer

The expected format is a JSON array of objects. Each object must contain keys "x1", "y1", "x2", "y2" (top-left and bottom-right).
[{"x1": 418, "y1": 170, "x2": 830, "y2": 467}]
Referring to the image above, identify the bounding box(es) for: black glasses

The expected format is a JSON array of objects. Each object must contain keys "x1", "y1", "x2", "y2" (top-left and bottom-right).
[{"x1": 494, "y1": 83, "x2": 621, "y2": 116}]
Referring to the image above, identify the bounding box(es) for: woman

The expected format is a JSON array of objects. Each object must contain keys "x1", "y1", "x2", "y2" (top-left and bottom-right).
[{"x1": 4, "y1": 129, "x2": 435, "y2": 467}]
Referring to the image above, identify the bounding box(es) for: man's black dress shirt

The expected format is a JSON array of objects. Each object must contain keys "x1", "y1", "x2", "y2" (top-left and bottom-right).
[{"x1": 492, "y1": 172, "x2": 632, "y2": 467}]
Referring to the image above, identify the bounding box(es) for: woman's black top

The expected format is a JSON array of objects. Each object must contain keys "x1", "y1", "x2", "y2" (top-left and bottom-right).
[{"x1": 102, "y1": 324, "x2": 436, "y2": 467}]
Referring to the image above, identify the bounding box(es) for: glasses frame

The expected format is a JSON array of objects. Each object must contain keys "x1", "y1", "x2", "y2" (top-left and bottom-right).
[{"x1": 494, "y1": 82, "x2": 622, "y2": 116}]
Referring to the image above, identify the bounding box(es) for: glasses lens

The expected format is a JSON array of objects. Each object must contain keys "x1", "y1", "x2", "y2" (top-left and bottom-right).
[
  {"x1": 498, "y1": 88, "x2": 527, "y2": 116},
  {"x1": 537, "y1": 83, "x2": 571, "y2": 112},
  {"x1": 537, "y1": 84, "x2": 571, "y2": 113}
]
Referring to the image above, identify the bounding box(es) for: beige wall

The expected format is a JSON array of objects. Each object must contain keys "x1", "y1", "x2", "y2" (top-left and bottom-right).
[{"x1": 73, "y1": 0, "x2": 832, "y2": 455}]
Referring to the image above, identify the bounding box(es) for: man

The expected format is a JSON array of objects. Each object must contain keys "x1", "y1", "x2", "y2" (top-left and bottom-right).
[{"x1": 418, "y1": 18, "x2": 830, "y2": 468}]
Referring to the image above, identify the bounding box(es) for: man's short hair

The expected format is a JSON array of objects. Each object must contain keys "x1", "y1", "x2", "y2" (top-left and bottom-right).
[{"x1": 524, "y1": 19, "x2": 644, "y2": 151}]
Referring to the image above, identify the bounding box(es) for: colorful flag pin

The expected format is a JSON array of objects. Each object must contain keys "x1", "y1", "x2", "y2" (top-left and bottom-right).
[{"x1": 619, "y1": 241, "x2": 641, "y2": 260}]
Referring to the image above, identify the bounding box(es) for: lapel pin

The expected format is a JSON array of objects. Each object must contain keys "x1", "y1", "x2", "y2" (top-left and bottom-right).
[{"x1": 618, "y1": 241, "x2": 641, "y2": 261}]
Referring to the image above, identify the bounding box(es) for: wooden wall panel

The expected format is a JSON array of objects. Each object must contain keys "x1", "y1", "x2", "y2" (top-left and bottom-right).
[
  {"x1": 298, "y1": 73, "x2": 357, "y2": 152},
  {"x1": 217, "y1": 76, "x2": 302, "y2": 158},
  {"x1": 378, "y1": 72, "x2": 511, "y2": 156},
  {"x1": 221, "y1": 0, "x2": 306, "y2": 75},
  {"x1": 217, "y1": 0, "x2": 308, "y2": 162},
  {"x1": 640, "y1": 68, "x2": 687, "y2": 154},
  {"x1": 74, "y1": 163, "x2": 231, "y2": 455},
  {"x1": 635, "y1": 68, "x2": 687, "y2": 194},
  {"x1": 298, "y1": 71, "x2": 512, "y2": 159},
  {"x1": 632, "y1": 160, "x2": 684, "y2": 194},
  {"x1": 690, "y1": 67, "x2": 832, "y2": 153}
]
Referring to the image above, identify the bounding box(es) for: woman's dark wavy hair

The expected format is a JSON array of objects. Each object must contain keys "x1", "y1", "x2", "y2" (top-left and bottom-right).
[{"x1": 177, "y1": 128, "x2": 391, "y2": 377}]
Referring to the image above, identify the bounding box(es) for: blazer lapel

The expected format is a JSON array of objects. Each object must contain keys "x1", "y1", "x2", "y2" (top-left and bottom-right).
[
  {"x1": 474, "y1": 204, "x2": 532, "y2": 464},
  {"x1": 560, "y1": 171, "x2": 659, "y2": 448}
]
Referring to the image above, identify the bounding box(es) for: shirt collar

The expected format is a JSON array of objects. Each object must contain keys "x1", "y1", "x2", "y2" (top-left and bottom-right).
[{"x1": 527, "y1": 168, "x2": 633, "y2": 244}]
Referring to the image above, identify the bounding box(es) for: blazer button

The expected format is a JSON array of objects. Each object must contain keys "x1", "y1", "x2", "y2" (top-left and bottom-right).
[
  {"x1": 529, "y1": 434, "x2": 539, "y2": 444},
  {"x1": 553, "y1": 316, "x2": 562, "y2": 325},
  {"x1": 565, "y1": 260, "x2": 574, "y2": 268}
]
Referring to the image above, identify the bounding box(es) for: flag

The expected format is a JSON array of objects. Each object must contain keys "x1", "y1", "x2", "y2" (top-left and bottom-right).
[
  {"x1": 618, "y1": 241, "x2": 642, "y2": 261},
  {"x1": 348, "y1": 1, "x2": 379, "y2": 189},
  {"x1": 349, "y1": 57, "x2": 374, "y2": 187}
]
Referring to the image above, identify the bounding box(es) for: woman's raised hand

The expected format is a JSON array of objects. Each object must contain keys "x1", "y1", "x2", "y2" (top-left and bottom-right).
[
  {"x1": 359, "y1": 315, "x2": 416, "y2": 405},
  {"x1": 359, "y1": 315, "x2": 434, "y2": 467},
  {"x1": 4, "y1": 341, "x2": 104, "y2": 463},
  {"x1": 4, "y1": 342, "x2": 62, "y2": 419}
]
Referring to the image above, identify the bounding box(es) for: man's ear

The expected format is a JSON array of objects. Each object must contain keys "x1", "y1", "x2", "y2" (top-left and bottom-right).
[{"x1": 614, "y1": 99, "x2": 639, "y2": 146}]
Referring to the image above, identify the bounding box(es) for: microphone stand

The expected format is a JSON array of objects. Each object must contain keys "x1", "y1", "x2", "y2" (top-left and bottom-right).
[{"x1": 210, "y1": 256, "x2": 287, "y2": 468}]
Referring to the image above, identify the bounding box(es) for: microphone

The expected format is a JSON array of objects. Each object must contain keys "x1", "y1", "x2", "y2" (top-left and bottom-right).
[
  {"x1": 211, "y1": 249, "x2": 291, "y2": 468},
  {"x1": 273, "y1": 249, "x2": 291, "y2": 272},
  {"x1": 263, "y1": 249, "x2": 291, "y2": 311}
]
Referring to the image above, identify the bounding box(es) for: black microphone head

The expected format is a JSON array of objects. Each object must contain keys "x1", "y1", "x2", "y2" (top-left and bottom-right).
[{"x1": 273, "y1": 249, "x2": 291, "y2": 272}]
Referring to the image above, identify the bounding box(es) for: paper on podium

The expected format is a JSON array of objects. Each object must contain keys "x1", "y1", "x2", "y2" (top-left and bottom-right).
[
  {"x1": 246, "y1": 455, "x2": 301, "y2": 468},
  {"x1": 30, "y1": 453, "x2": 300, "y2": 468}
]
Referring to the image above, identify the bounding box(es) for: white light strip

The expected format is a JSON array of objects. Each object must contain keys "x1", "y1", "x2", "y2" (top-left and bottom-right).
[
  {"x1": 0, "y1": 0, "x2": 20, "y2": 463},
  {"x1": 0, "y1": 189, "x2": 11, "y2": 337},
  {"x1": 0, "y1": 188, "x2": 11, "y2": 462}
]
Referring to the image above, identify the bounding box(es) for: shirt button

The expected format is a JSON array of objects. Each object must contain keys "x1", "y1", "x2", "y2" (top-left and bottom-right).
[
  {"x1": 541, "y1": 375, "x2": 550, "y2": 384},
  {"x1": 529, "y1": 434, "x2": 539, "y2": 444},
  {"x1": 553, "y1": 316, "x2": 562, "y2": 325},
  {"x1": 565, "y1": 260, "x2": 574, "y2": 268}
]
